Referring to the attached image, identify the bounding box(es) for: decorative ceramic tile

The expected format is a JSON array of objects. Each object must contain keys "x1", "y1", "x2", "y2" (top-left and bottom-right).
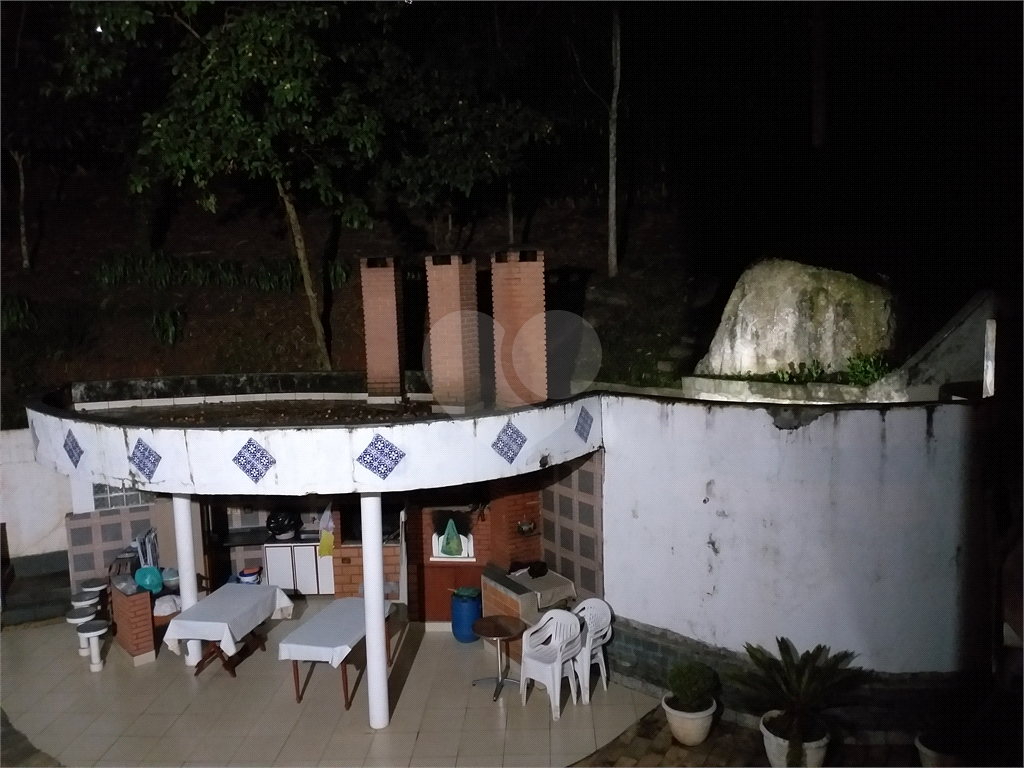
[
  {"x1": 356, "y1": 434, "x2": 406, "y2": 479},
  {"x1": 63, "y1": 429, "x2": 84, "y2": 468},
  {"x1": 232, "y1": 438, "x2": 277, "y2": 484},
  {"x1": 128, "y1": 438, "x2": 161, "y2": 481},
  {"x1": 575, "y1": 406, "x2": 594, "y2": 442},
  {"x1": 491, "y1": 420, "x2": 527, "y2": 464}
]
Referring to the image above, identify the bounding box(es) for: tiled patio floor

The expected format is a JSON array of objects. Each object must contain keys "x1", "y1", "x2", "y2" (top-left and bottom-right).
[{"x1": 1, "y1": 597, "x2": 662, "y2": 767}]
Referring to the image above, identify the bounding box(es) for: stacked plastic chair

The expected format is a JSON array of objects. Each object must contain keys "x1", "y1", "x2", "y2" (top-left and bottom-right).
[
  {"x1": 572, "y1": 598, "x2": 613, "y2": 704},
  {"x1": 519, "y1": 609, "x2": 583, "y2": 721}
]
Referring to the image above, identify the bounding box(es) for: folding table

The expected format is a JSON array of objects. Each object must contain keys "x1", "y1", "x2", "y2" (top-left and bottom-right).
[
  {"x1": 163, "y1": 583, "x2": 293, "y2": 676},
  {"x1": 277, "y1": 597, "x2": 394, "y2": 708}
]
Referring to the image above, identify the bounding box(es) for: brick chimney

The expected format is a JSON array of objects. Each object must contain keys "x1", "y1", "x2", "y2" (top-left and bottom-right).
[
  {"x1": 491, "y1": 250, "x2": 547, "y2": 408},
  {"x1": 425, "y1": 254, "x2": 481, "y2": 412},
  {"x1": 359, "y1": 257, "x2": 404, "y2": 400}
]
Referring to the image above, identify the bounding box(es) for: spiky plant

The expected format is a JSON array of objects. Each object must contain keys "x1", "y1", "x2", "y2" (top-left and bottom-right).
[
  {"x1": 731, "y1": 638, "x2": 868, "y2": 767},
  {"x1": 667, "y1": 661, "x2": 721, "y2": 712}
]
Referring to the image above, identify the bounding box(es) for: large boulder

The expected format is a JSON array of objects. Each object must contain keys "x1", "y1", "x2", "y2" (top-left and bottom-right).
[{"x1": 694, "y1": 259, "x2": 895, "y2": 376}]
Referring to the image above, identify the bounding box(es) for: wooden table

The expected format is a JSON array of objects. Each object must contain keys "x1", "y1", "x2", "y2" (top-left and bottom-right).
[
  {"x1": 277, "y1": 598, "x2": 394, "y2": 708},
  {"x1": 163, "y1": 583, "x2": 293, "y2": 676},
  {"x1": 471, "y1": 614, "x2": 528, "y2": 701}
]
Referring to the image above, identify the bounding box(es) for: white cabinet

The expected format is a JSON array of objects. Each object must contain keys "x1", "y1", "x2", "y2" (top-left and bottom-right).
[
  {"x1": 264, "y1": 543, "x2": 334, "y2": 595},
  {"x1": 264, "y1": 544, "x2": 295, "y2": 591}
]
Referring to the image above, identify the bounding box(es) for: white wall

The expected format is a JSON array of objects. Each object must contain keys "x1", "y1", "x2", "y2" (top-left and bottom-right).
[
  {"x1": 27, "y1": 397, "x2": 602, "y2": 495},
  {"x1": 0, "y1": 429, "x2": 71, "y2": 556},
  {"x1": 600, "y1": 396, "x2": 984, "y2": 674}
]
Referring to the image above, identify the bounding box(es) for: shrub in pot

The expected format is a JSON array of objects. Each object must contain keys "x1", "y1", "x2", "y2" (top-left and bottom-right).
[
  {"x1": 730, "y1": 637, "x2": 868, "y2": 767},
  {"x1": 661, "y1": 661, "x2": 721, "y2": 746},
  {"x1": 915, "y1": 728, "x2": 962, "y2": 767}
]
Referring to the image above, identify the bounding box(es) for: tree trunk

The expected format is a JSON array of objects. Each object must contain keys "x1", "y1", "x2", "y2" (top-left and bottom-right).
[
  {"x1": 11, "y1": 150, "x2": 28, "y2": 269},
  {"x1": 608, "y1": 4, "x2": 621, "y2": 278},
  {"x1": 276, "y1": 180, "x2": 332, "y2": 371},
  {"x1": 811, "y1": 1, "x2": 829, "y2": 150},
  {"x1": 507, "y1": 183, "x2": 515, "y2": 245}
]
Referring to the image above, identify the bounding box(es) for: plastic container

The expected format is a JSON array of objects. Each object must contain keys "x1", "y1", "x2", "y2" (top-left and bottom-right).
[{"x1": 451, "y1": 587, "x2": 482, "y2": 643}]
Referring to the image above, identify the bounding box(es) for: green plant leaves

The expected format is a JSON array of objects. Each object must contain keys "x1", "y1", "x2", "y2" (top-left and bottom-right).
[{"x1": 844, "y1": 354, "x2": 891, "y2": 386}]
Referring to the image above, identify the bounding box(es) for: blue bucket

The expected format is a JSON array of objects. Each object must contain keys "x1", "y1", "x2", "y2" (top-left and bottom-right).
[{"x1": 451, "y1": 587, "x2": 482, "y2": 643}]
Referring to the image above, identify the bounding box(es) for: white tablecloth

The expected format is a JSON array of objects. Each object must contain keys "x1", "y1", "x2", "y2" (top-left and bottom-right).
[
  {"x1": 509, "y1": 568, "x2": 578, "y2": 609},
  {"x1": 164, "y1": 583, "x2": 293, "y2": 657},
  {"x1": 278, "y1": 598, "x2": 392, "y2": 668}
]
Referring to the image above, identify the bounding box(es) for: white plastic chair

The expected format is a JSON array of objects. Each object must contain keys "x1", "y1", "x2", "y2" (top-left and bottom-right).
[
  {"x1": 519, "y1": 609, "x2": 583, "y2": 721},
  {"x1": 572, "y1": 598, "x2": 613, "y2": 704}
]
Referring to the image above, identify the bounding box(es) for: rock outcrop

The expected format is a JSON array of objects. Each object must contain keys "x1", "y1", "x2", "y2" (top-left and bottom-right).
[{"x1": 694, "y1": 259, "x2": 895, "y2": 376}]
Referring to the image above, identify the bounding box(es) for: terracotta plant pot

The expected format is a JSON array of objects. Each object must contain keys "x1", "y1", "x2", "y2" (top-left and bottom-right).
[
  {"x1": 759, "y1": 710, "x2": 829, "y2": 768},
  {"x1": 661, "y1": 694, "x2": 717, "y2": 746}
]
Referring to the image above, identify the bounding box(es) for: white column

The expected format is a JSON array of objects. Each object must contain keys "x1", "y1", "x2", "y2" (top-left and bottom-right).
[
  {"x1": 399, "y1": 505, "x2": 409, "y2": 606},
  {"x1": 172, "y1": 494, "x2": 202, "y2": 666},
  {"x1": 983, "y1": 319, "x2": 996, "y2": 398},
  {"x1": 360, "y1": 492, "x2": 390, "y2": 729}
]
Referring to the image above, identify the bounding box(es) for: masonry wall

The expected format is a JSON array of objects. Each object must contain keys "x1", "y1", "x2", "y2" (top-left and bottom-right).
[
  {"x1": 540, "y1": 451, "x2": 604, "y2": 600},
  {"x1": 480, "y1": 573, "x2": 542, "y2": 664},
  {"x1": 0, "y1": 429, "x2": 71, "y2": 557},
  {"x1": 491, "y1": 251, "x2": 546, "y2": 408},
  {"x1": 65, "y1": 490, "x2": 168, "y2": 592},
  {"x1": 333, "y1": 542, "x2": 400, "y2": 600},
  {"x1": 487, "y1": 476, "x2": 543, "y2": 571},
  {"x1": 600, "y1": 396, "x2": 989, "y2": 674},
  {"x1": 109, "y1": 584, "x2": 155, "y2": 659},
  {"x1": 360, "y1": 257, "x2": 405, "y2": 398}
]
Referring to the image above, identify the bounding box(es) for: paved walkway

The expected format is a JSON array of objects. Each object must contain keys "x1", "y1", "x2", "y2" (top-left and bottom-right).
[
  {"x1": 4, "y1": 702, "x2": 924, "y2": 768},
  {"x1": 570, "y1": 705, "x2": 920, "y2": 768}
]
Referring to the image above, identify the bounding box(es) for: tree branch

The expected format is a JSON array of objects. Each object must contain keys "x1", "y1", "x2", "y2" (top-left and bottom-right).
[
  {"x1": 170, "y1": 12, "x2": 203, "y2": 42},
  {"x1": 570, "y1": 39, "x2": 609, "y2": 114},
  {"x1": 14, "y1": 2, "x2": 26, "y2": 69}
]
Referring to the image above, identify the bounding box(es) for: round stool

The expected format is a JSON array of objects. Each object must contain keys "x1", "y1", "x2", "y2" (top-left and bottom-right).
[
  {"x1": 81, "y1": 578, "x2": 107, "y2": 593},
  {"x1": 66, "y1": 606, "x2": 98, "y2": 657},
  {"x1": 70, "y1": 591, "x2": 100, "y2": 609},
  {"x1": 77, "y1": 620, "x2": 109, "y2": 672}
]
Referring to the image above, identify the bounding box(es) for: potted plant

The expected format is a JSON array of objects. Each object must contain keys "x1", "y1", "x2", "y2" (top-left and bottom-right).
[
  {"x1": 730, "y1": 637, "x2": 868, "y2": 768},
  {"x1": 661, "y1": 661, "x2": 721, "y2": 746}
]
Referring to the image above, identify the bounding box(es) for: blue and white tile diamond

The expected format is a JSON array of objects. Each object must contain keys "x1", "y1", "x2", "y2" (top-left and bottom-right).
[
  {"x1": 575, "y1": 406, "x2": 594, "y2": 442},
  {"x1": 128, "y1": 438, "x2": 161, "y2": 481},
  {"x1": 63, "y1": 429, "x2": 84, "y2": 468},
  {"x1": 232, "y1": 438, "x2": 277, "y2": 484},
  {"x1": 356, "y1": 434, "x2": 406, "y2": 480},
  {"x1": 491, "y1": 420, "x2": 527, "y2": 464}
]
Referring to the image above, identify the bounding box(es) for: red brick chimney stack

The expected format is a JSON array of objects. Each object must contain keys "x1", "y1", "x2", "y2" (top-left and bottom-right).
[
  {"x1": 359, "y1": 257, "x2": 404, "y2": 401},
  {"x1": 492, "y1": 250, "x2": 547, "y2": 408},
  {"x1": 425, "y1": 254, "x2": 482, "y2": 413}
]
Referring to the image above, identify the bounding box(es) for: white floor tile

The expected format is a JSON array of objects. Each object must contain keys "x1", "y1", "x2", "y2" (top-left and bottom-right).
[
  {"x1": 58, "y1": 735, "x2": 111, "y2": 766},
  {"x1": 503, "y1": 728, "x2": 550, "y2": 756},
  {"x1": 410, "y1": 730, "x2": 460, "y2": 758},
  {"x1": 2, "y1": 616, "x2": 652, "y2": 768}
]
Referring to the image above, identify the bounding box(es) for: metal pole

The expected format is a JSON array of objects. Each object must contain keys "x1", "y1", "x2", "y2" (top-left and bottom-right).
[
  {"x1": 171, "y1": 494, "x2": 202, "y2": 665},
  {"x1": 360, "y1": 492, "x2": 390, "y2": 728}
]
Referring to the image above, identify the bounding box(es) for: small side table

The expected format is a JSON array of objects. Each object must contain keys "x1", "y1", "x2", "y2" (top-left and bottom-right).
[{"x1": 472, "y1": 615, "x2": 527, "y2": 701}]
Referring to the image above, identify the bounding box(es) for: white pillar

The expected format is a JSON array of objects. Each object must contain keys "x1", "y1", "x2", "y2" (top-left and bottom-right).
[
  {"x1": 360, "y1": 492, "x2": 390, "y2": 729},
  {"x1": 983, "y1": 319, "x2": 996, "y2": 398},
  {"x1": 399, "y1": 506, "x2": 409, "y2": 606},
  {"x1": 172, "y1": 494, "x2": 202, "y2": 666}
]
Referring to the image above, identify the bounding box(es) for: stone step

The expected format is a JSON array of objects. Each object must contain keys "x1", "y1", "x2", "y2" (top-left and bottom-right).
[{"x1": 1, "y1": 572, "x2": 73, "y2": 626}]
